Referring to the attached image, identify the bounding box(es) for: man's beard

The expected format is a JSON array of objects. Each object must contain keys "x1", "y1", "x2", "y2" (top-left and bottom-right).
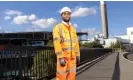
[{"x1": 63, "y1": 18, "x2": 70, "y2": 22}]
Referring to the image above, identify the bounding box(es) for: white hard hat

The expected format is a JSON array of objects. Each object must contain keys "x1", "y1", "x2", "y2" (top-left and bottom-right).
[{"x1": 60, "y1": 7, "x2": 71, "y2": 14}]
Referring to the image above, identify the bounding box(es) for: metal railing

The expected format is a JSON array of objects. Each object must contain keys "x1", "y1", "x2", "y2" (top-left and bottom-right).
[
  {"x1": 78, "y1": 48, "x2": 112, "y2": 66},
  {"x1": 0, "y1": 46, "x2": 56, "y2": 80},
  {"x1": 0, "y1": 45, "x2": 112, "y2": 80}
]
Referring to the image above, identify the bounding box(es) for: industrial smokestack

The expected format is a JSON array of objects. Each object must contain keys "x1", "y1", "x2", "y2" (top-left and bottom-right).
[{"x1": 100, "y1": 1, "x2": 109, "y2": 39}]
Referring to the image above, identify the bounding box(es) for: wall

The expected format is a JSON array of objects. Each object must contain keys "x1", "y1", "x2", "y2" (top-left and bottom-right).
[{"x1": 104, "y1": 38, "x2": 118, "y2": 48}]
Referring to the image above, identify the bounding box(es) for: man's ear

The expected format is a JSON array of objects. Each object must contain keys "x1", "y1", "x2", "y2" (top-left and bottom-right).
[{"x1": 61, "y1": 13, "x2": 63, "y2": 17}]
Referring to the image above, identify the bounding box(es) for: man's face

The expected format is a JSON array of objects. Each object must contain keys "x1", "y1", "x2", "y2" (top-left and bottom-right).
[{"x1": 61, "y1": 11, "x2": 71, "y2": 22}]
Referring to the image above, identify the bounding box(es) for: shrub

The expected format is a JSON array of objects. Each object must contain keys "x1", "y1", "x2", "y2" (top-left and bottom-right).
[
  {"x1": 29, "y1": 50, "x2": 56, "y2": 79},
  {"x1": 80, "y1": 41, "x2": 103, "y2": 48}
]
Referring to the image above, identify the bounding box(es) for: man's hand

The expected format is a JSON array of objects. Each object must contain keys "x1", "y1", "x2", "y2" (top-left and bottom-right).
[
  {"x1": 60, "y1": 58, "x2": 66, "y2": 67},
  {"x1": 76, "y1": 56, "x2": 80, "y2": 64}
]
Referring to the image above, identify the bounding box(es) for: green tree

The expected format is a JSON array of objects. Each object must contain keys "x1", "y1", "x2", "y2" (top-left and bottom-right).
[
  {"x1": 80, "y1": 41, "x2": 103, "y2": 48},
  {"x1": 47, "y1": 40, "x2": 53, "y2": 46},
  {"x1": 29, "y1": 50, "x2": 56, "y2": 79},
  {"x1": 109, "y1": 41, "x2": 125, "y2": 51}
]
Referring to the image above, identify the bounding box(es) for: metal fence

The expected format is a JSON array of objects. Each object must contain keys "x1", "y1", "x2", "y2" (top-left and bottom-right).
[
  {"x1": 78, "y1": 48, "x2": 112, "y2": 66},
  {"x1": 0, "y1": 46, "x2": 56, "y2": 80},
  {"x1": 0, "y1": 45, "x2": 112, "y2": 80}
]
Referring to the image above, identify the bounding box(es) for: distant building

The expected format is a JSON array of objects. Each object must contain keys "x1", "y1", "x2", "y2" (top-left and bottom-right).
[
  {"x1": 82, "y1": 27, "x2": 133, "y2": 48},
  {"x1": 75, "y1": 27, "x2": 133, "y2": 50},
  {"x1": 126, "y1": 27, "x2": 133, "y2": 43},
  {"x1": 0, "y1": 31, "x2": 88, "y2": 46},
  {"x1": 103, "y1": 27, "x2": 133, "y2": 48},
  {"x1": 103, "y1": 38, "x2": 117, "y2": 48},
  {"x1": 115, "y1": 27, "x2": 133, "y2": 44}
]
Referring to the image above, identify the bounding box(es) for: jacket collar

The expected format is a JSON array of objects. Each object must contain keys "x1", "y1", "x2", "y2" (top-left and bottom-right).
[{"x1": 62, "y1": 21, "x2": 72, "y2": 27}]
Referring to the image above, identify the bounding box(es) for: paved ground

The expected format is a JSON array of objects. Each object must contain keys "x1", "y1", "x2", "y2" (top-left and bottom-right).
[
  {"x1": 76, "y1": 53, "x2": 119, "y2": 80},
  {"x1": 52, "y1": 52, "x2": 133, "y2": 80},
  {"x1": 119, "y1": 52, "x2": 133, "y2": 80},
  {"x1": 126, "y1": 53, "x2": 133, "y2": 62}
]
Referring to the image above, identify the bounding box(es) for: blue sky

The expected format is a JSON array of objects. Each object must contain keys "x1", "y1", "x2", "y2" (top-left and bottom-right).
[{"x1": 0, "y1": 1, "x2": 133, "y2": 38}]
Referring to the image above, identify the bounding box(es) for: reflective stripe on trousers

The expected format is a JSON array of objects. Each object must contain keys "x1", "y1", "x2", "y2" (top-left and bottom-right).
[
  {"x1": 56, "y1": 66, "x2": 76, "y2": 75},
  {"x1": 67, "y1": 66, "x2": 76, "y2": 73},
  {"x1": 56, "y1": 66, "x2": 76, "y2": 80},
  {"x1": 56, "y1": 57, "x2": 76, "y2": 80},
  {"x1": 57, "y1": 70, "x2": 67, "y2": 75}
]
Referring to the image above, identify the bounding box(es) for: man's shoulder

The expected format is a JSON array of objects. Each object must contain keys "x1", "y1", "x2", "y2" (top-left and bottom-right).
[{"x1": 54, "y1": 23, "x2": 62, "y2": 28}]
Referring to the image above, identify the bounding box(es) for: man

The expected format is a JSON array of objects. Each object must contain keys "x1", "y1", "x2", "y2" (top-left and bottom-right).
[{"x1": 52, "y1": 7, "x2": 80, "y2": 80}]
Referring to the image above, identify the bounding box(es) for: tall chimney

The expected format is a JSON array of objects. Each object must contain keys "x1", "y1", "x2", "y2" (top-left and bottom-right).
[{"x1": 100, "y1": 1, "x2": 109, "y2": 39}]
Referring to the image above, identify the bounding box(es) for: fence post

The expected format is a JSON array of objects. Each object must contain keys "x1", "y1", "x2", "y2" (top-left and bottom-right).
[{"x1": 19, "y1": 51, "x2": 23, "y2": 80}]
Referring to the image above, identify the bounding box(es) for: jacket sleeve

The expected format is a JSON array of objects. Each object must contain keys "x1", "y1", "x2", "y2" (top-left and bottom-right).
[
  {"x1": 52, "y1": 25, "x2": 64, "y2": 58},
  {"x1": 75, "y1": 30, "x2": 80, "y2": 57}
]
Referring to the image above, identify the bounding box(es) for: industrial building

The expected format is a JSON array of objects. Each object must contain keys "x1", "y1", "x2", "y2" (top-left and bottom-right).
[
  {"x1": 0, "y1": 31, "x2": 88, "y2": 46},
  {"x1": 98, "y1": 27, "x2": 133, "y2": 49}
]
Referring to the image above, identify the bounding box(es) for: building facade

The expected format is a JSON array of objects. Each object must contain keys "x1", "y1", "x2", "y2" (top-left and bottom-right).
[{"x1": 0, "y1": 31, "x2": 88, "y2": 46}]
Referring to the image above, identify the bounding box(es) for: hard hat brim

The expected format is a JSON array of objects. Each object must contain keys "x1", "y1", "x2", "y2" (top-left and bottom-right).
[{"x1": 60, "y1": 11, "x2": 71, "y2": 15}]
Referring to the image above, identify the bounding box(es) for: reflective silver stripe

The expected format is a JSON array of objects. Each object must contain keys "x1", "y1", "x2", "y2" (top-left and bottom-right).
[
  {"x1": 58, "y1": 25, "x2": 64, "y2": 43},
  {"x1": 67, "y1": 66, "x2": 76, "y2": 73},
  {"x1": 56, "y1": 52, "x2": 62, "y2": 56},
  {"x1": 62, "y1": 47, "x2": 75, "y2": 51},
  {"x1": 54, "y1": 38, "x2": 76, "y2": 43},
  {"x1": 56, "y1": 70, "x2": 66, "y2": 75},
  {"x1": 76, "y1": 52, "x2": 80, "y2": 54},
  {"x1": 58, "y1": 25, "x2": 63, "y2": 38},
  {"x1": 53, "y1": 37, "x2": 60, "y2": 41},
  {"x1": 64, "y1": 39, "x2": 76, "y2": 43}
]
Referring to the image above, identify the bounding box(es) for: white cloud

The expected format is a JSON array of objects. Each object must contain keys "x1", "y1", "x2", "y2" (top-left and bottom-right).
[
  {"x1": 4, "y1": 16, "x2": 11, "y2": 20},
  {"x1": 81, "y1": 28, "x2": 101, "y2": 35},
  {"x1": 5, "y1": 10, "x2": 22, "y2": 16},
  {"x1": 13, "y1": 15, "x2": 29, "y2": 24},
  {"x1": 71, "y1": 7, "x2": 96, "y2": 18},
  {"x1": 4, "y1": 10, "x2": 57, "y2": 29},
  {"x1": 28, "y1": 14, "x2": 36, "y2": 21},
  {"x1": 32, "y1": 18, "x2": 57, "y2": 28},
  {"x1": 58, "y1": 6, "x2": 97, "y2": 18},
  {"x1": 73, "y1": 24, "x2": 78, "y2": 28},
  {"x1": 12, "y1": 14, "x2": 37, "y2": 24}
]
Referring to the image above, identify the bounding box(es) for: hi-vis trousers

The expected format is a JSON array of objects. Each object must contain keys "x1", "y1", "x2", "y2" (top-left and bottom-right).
[{"x1": 56, "y1": 57, "x2": 76, "y2": 80}]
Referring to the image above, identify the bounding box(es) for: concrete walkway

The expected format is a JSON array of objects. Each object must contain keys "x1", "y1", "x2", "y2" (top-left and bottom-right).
[
  {"x1": 126, "y1": 53, "x2": 133, "y2": 62},
  {"x1": 119, "y1": 52, "x2": 133, "y2": 80},
  {"x1": 76, "y1": 53, "x2": 119, "y2": 80},
  {"x1": 52, "y1": 52, "x2": 133, "y2": 80}
]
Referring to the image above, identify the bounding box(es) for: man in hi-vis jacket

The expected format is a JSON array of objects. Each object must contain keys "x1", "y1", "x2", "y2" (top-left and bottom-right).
[{"x1": 53, "y1": 7, "x2": 80, "y2": 80}]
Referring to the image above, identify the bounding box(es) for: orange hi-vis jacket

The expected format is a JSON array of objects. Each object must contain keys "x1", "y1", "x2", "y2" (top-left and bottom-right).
[{"x1": 53, "y1": 23, "x2": 80, "y2": 59}]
